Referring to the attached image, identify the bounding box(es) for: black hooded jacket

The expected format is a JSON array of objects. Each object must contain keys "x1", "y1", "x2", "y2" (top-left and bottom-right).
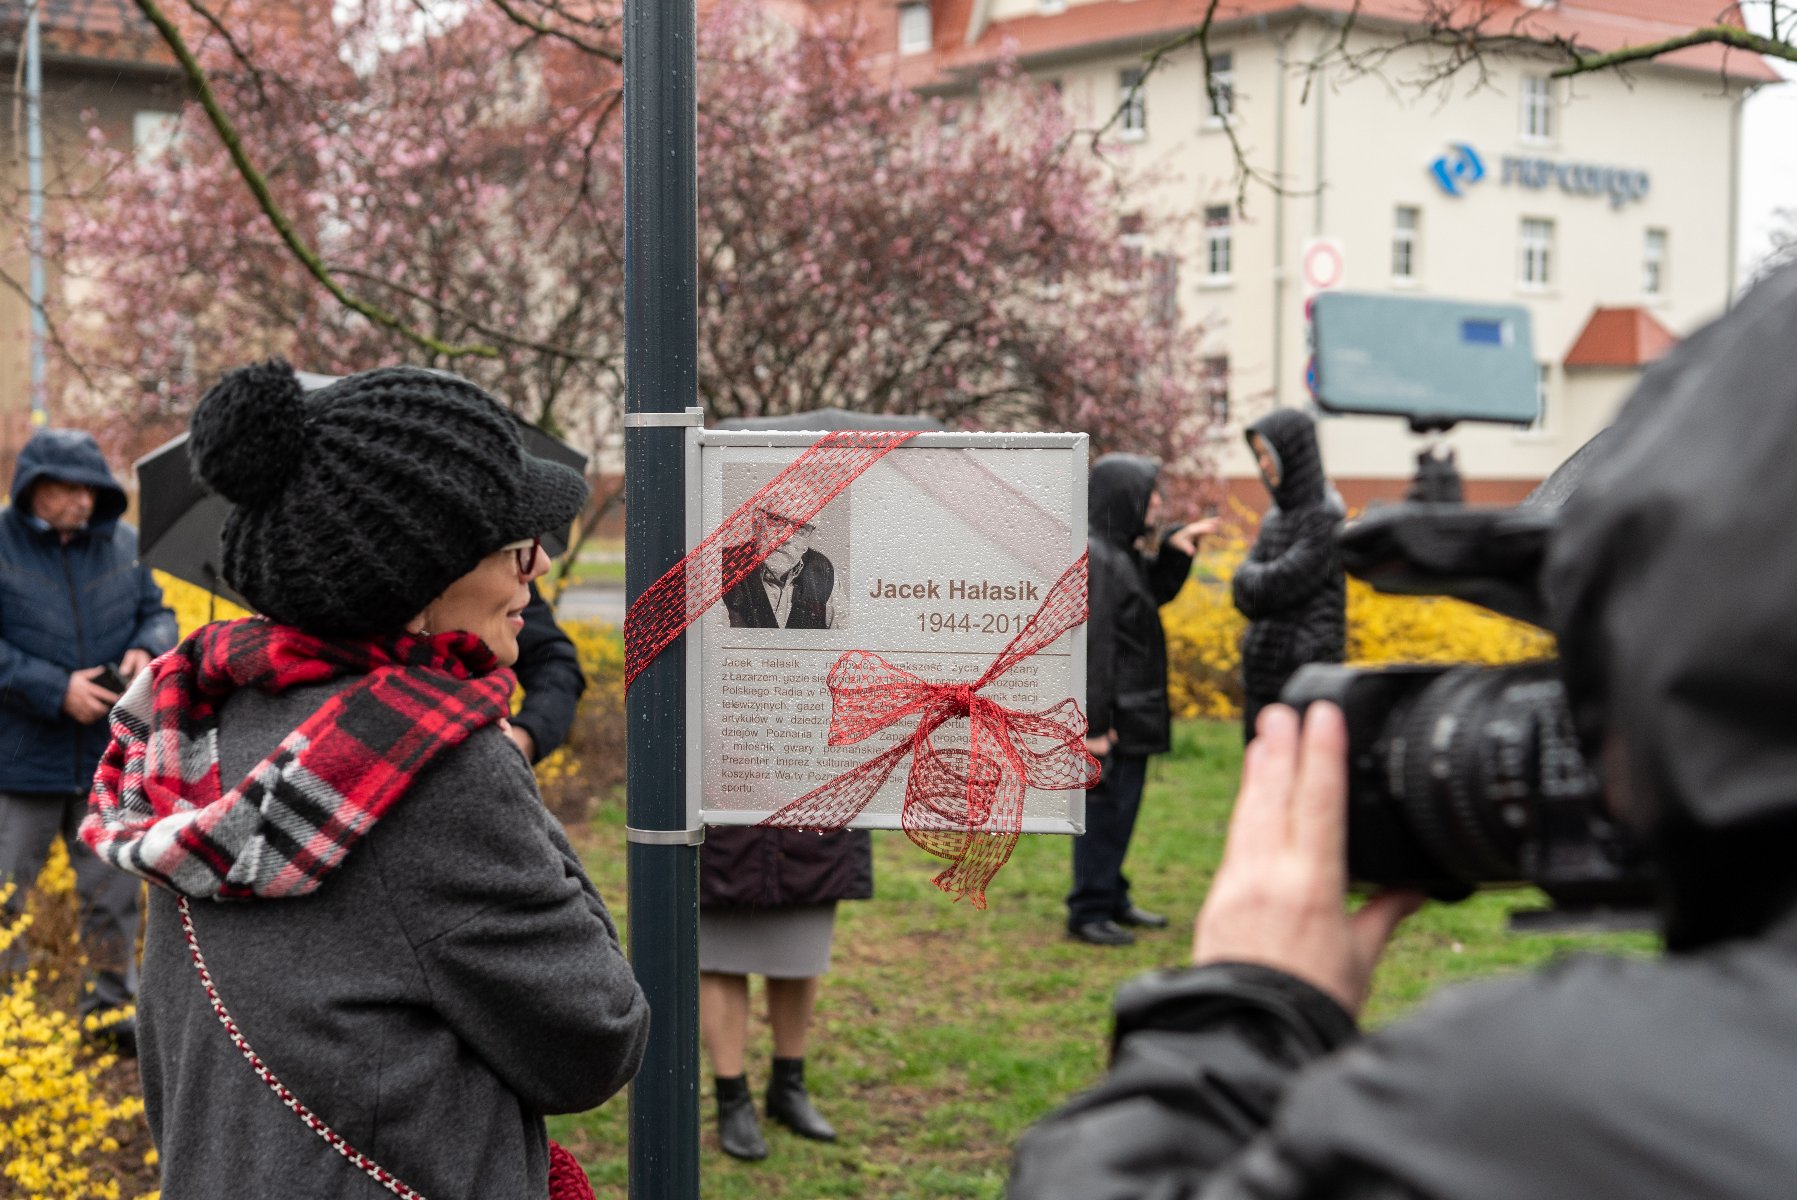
[
  {"x1": 1232, "y1": 410, "x2": 1345, "y2": 701},
  {"x1": 1008, "y1": 262, "x2": 1797, "y2": 1200},
  {"x1": 1087, "y1": 454, "x2": 1194, "y2": 757},
  {"x1": 1, "y1": 429, "x2": 177, "y2": 793}
]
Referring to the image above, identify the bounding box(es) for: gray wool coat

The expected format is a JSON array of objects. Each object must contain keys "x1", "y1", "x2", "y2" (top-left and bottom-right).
[{"x1": 136, "y1": 681, "x2": 649, "y2": 1199}]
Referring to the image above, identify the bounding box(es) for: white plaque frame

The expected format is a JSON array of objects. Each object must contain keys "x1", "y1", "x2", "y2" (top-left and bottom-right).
[{"x1": 685, "y1": 430, "x2": 1089, "y2": 835}]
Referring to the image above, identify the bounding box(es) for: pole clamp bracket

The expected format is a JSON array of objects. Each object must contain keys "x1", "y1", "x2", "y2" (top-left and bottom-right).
[
  {"x1": 625, "y1": 825, "x2": 706, "y2": 846},
  {"x1": 623, "y1": 406, "x2": 704, "y2": 429}
]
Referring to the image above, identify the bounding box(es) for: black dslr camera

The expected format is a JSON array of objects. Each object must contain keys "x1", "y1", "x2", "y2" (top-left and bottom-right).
[{"x1": 1292, "y1": 294, "x2": 1655, "y2": 925}]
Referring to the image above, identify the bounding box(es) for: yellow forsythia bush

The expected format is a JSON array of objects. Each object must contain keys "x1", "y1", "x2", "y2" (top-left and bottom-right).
[
  {"x1": 533, "y1": 618, "x2": 627, "y2": 822},
  {"x1": 2, "y1": 847, "x2": 159, "y2": 1199},
  {"x1": 1161, "y1": 530, "x2": 1553, "y2": 721}
]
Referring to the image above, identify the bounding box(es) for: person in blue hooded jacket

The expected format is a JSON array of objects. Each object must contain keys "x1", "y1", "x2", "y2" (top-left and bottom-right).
[{"x1": 1, "y1": 427, "x2": 177, "y2": 1043}]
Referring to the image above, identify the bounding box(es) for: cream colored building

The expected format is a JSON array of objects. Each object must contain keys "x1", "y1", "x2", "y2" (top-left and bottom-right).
[{"x1": 854, "y1": 0, "x2": 1778, "y2": 506}]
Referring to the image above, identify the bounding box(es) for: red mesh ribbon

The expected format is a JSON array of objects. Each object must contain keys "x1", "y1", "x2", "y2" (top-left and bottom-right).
[
  {"x1": 759, "y1": 553, "x2": 1099, "y2": 908},
  {"x1": 623, "y1": 430, "x2": 921, "y2": 688},
  {"x1": 621, "y1": 429, "x2": 1097, "y2": 906}
]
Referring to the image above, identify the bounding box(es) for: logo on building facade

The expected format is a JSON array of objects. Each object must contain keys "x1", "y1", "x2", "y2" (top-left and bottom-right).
[
  {"x1": 1500, "y1": 156, "x2": 1649, "y2": 208},
  {"x1": 1429, "y1": 143, "x2": 1651, "y2": 209},
  {"x1": 1429, "y1": 143, "x2": 1486, "y2": 197}
]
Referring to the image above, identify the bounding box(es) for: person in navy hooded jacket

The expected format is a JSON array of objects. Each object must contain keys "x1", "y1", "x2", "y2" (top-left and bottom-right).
[{"x1": 1, "y1": 427, "x2": 176, "y2": 1044}]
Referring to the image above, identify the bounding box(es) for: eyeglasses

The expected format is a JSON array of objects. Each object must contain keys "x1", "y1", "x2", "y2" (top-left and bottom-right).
[
  {"x1": 498, "y1": 536, "x2": 542, "y2": 577},
  {"x1": 756, "y1": 508, "x2": 818, "y2": 539}
]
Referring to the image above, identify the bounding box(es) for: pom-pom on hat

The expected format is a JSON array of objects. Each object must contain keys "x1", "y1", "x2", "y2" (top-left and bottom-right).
[{"x1": 189, "y1": 359, "x2": 588, "y2": 636}]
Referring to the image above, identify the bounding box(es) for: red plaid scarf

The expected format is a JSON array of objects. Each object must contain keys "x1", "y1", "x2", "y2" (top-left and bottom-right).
[{"x1": 81, "y1": 619, "x2": 513, "y2": 900}]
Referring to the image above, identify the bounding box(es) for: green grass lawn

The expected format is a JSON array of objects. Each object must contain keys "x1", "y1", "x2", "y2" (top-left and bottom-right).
[
  {"x1": 557, "y1": 539, "x2": 627, "y2": 586},
  {"x1": 557, "y1": 719, "x2": 1655, "y2": 1197}
]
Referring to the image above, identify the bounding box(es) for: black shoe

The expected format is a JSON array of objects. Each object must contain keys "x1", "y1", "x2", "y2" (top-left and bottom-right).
[
  {"x1": 1116, "y1": 906, "x2": 1169, "y2": 929},
  {"x1": 766, "y1": 1058, "x2": 837, "y2": 1142},
  {"x1": 717, "y1": 1091, "x2": 768, "y2": 1160},
  {"x1": 1068, "y1": 920, "x2": 1136, "y2": 946}
]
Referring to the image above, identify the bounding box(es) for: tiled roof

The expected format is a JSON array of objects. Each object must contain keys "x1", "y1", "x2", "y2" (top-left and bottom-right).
[
  {"x1": 1563, "y1": 305, "x2": 1679, "y2": 368},
  {"x1": 849, "y1": 0, "x2": 1782, "y2": 87}
]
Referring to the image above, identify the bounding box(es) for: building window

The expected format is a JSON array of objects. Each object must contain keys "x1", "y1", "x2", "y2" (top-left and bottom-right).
[
  {"x1": 133, "y1": 110, "x2": 181, "y2": 162},
  {"x1": 1119, "y1": 68, "x2": 1146, "y2": 138},
  {"x1": 1529, "y1": 363, "x2": 1551, "y2": 432},
  {"x1": 1206, "y1": 52, "x2": 1234, "y2": 122},
  {"x1": 1644, "y1": 228, "x2": 1667, "y2": 296},
  {"x1": 1519, "y1": 217, "x2": 1553, "y2": 288},
  {"x1": 1204, "y1": 206, "x2": 1233, "y2": 281},
  {"x1": 1392, "y1": 206, "x2": 1420, "y2": 281},
  {"x1": 1202, "y1": 356, "x2": 1230, "y2": 425},
  {"x1": 898, "y1": 3, "x2": 932, "y2": 55},
  {"x1": 1521, "y1": 74, "x2": 1555, "y2": 141}
]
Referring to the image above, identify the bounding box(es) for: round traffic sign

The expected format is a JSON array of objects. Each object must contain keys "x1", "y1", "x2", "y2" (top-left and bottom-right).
[{"x1": 1302, "y1": 239, "x2": 1344, "y2": 291}]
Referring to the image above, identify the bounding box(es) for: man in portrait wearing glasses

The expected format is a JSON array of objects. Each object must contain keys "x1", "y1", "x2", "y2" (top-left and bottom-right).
[{"x1": 723, "y1": 504, "x2": 837, "y2": 630}]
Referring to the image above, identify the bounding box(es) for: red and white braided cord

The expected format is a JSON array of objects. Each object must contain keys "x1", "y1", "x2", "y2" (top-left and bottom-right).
[{"x1": 178, "y1": 896, "x2": 427, "y2": 1199}]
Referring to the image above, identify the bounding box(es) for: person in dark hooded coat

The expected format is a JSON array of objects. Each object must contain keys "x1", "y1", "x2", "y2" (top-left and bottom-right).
[
  {"x1": 1, "y1": 427, "x2": 177, "y2": 1041},
  {"x1": 1007, "y1": 259, "x2": 1797, "y2": 1200},
  {"x1": 1071, "y1": 454, "x2": 1216, "y2": 946},
  {"x1": 1233, "y1": 409, "x2": 1346, "y2": 741}
]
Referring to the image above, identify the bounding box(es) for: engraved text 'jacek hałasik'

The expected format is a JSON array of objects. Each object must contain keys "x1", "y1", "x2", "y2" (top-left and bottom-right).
[{"x1": 867, "y1": 578, "x2": 1041, "y2": 602}]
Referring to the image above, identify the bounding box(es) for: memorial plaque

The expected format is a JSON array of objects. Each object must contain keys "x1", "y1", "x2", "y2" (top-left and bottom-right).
[{"x1": 687, "y1": 431, "x2": 1089, "y2": 835}]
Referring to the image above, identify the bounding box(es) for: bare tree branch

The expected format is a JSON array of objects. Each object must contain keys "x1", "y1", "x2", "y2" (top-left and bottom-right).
[
  {"x1": 0, "y1": 263, "x2": 96, "y2": 391},
  {"x1": 181, "y1": 0, "x2": 273, "y2": 107},
  {"x1": 1552, "y1": 24, "x2": 1797, "y2": 76},
  {"x1": 485, "y1": 0, "x2": 622, "y2": 62},
  {"x1": 329, "y1": 265, "x2": 610, "y2": 364},
  {"x1": 130, "y1": 0, "x2": 501, "y2": 359}
]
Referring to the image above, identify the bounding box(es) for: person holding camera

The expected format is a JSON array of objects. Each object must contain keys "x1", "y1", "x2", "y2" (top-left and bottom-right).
[
  {"x1": 0, "y1": 427, "x2": 177, "y2": 1049},
  {"x1": 1008, "y1": 265, "x2": 1797, "y2": 1199},
  {"x1": 1234, "y1": 409, "x2": 1346, "y2": 743}
]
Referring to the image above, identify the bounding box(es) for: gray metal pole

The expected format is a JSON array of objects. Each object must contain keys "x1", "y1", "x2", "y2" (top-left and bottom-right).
[
  {"x1": 26, "y1": 1, "x2": 48, "y2": 428},
  {"x1": 622, "y1": 1, "x2": 700, "y2": 1197}
]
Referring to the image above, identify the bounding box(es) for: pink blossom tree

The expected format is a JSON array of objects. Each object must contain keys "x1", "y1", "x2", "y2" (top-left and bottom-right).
[{"x1": 46, "y1": 0, "x2": 1207, "y2": 473}]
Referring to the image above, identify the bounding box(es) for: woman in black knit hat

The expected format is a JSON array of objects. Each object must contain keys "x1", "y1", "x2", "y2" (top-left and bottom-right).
[{"x1": 81, "y1": 360, "x2": 648, "y2": 1200}]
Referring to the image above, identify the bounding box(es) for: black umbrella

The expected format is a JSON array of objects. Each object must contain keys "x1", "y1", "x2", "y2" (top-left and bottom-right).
[{"x1": 135, "y1": 375, "x2": 591, "y2": 603}]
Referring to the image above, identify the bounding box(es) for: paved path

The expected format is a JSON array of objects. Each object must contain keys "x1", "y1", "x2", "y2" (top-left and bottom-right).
[{"x1": 555, "y1": 583, "x2": 626, "y2": 627}]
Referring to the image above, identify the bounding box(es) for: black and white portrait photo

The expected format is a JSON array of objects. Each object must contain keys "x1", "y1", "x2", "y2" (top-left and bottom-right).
[{"x1": 721, "y1": 464, "x2": 851, "y2": 631}]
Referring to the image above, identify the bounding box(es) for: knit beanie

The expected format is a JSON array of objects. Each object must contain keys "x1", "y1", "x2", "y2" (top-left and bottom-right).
[{"x1": 189, "y1": 359, "x2": 589, "y2": 636}]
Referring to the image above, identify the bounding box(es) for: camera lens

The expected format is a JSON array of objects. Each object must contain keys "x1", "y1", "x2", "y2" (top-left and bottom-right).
[{"x1": 1379, "y1": 662, "x2": 1601, "y2": 888}]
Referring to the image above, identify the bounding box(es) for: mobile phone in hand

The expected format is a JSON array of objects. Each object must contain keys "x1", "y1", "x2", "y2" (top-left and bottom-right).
[{"x1": 92, "y1": 664, "x2": 129, "y2": 695}]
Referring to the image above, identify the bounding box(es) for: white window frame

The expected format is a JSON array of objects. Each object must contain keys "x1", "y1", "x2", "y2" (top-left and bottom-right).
[
  {"x1": 1202, "y1": 355, "x2": 1231, "y2": 426},
  {"x1": 1205, "y1": 52, "x2": 1234, "y2": 124},
  {"x1": 898, "y1": 3, "x2": 932, "y2": 56},
  {"x1": 1520, "y1": 362, "x2": 1552, "y2": 436},
  {"x1": 1204, "y1": 205, "x2": 1233, "y2": 283},
  {"x1": 1519, "y1": 217, "x2": 1554, "y2": 289},
  {"x1": 1520, "y1": 74, "x2": 1556, "y2": 143},
  {"x1": 1644, "y1": 228, "x2": 1668, "y2": 297},
  {"x1": 1118, "y1": 68, "x2": 1147, "y2": 140},
  {"x1": 1392, "y1": 205, "x2": 1420, "y2": 283}
]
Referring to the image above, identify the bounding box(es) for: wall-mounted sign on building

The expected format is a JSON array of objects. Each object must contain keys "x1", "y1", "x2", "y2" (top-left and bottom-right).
[
  {"x1": 1499, "y1": 156, "x2": 1650, "y2": 207},
  {"x1": 1429, "y1": 143, "x2": 1486, "y2": 197},
  {"x1": 1429, "y1": 142, "x2": 1650, "y2": 208}
]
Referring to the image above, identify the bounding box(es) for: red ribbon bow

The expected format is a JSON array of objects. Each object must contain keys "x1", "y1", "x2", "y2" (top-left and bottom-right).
[{"x1": 761, "y1": 553, "x2": 1100, "y2": 908}]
